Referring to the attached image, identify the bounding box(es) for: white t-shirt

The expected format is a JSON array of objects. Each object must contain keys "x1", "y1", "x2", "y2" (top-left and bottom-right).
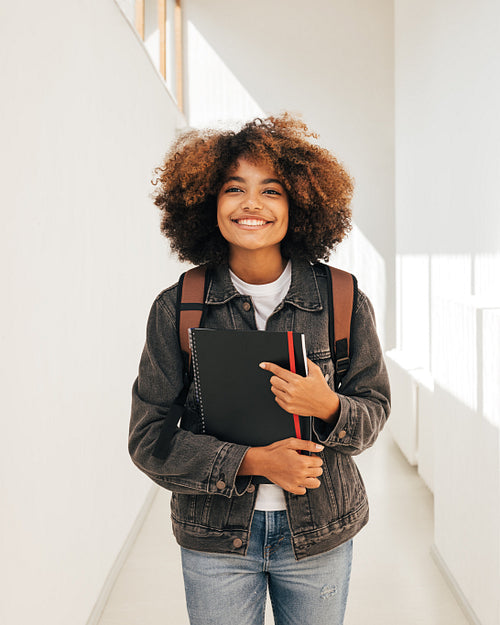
[{"x1": 229, "y1": 260, "x2": 292, "y2": 511}]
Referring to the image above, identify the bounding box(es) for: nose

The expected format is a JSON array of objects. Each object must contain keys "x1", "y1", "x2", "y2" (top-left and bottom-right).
[{"x1": 242, "y1": 190, "x2": 262, "y2": 210}]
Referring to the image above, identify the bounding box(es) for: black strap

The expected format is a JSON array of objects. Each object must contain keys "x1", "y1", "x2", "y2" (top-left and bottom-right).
[
  {"x1": 152, "y1": 386, "x2": 189, "y2": 459},
  {"x1": 323, "y1": 264, "x2": 355, "y2": 390}
]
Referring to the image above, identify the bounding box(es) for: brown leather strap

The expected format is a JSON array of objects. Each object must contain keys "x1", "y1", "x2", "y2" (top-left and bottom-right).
[
  {"x1": 178, "y1": 265, "x2": 207, "y2": 358},
  {"x1": 329, "y1": 266, "x2": 354, "y2": 360}
]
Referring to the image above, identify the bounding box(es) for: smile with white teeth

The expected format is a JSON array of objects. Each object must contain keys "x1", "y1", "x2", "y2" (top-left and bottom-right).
[{"x1": 233, "y1": 218, "x2": 270, "y2": 226}]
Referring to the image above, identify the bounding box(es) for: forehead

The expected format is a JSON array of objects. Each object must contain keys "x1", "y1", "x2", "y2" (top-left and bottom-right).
[{"x1": 224, "y1": 156, "x2": 281, "y2": 180}]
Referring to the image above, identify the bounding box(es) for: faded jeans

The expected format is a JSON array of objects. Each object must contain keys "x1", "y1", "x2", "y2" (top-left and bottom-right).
[{"x1": 181, "y1": 510, "x2": 353, "y2": 625}]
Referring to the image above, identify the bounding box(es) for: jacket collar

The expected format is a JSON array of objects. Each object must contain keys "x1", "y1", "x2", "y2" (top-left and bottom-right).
[{"x1": 205, "y1": 257, "x2": 323, "y2": 312}]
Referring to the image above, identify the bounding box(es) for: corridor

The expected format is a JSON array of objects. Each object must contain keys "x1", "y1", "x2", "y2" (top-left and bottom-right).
[{"x1": 97, "y1": 429, "x2": 469, "y2": 625}]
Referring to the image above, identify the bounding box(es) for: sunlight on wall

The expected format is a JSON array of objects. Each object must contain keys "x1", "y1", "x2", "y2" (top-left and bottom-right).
[
  {"x1": 332, "y1": 224, "x2": 386, "y2": 347},
  {"x1": 396, "y1": 254, "x2": 430, "y2": 369},
  {"x1": 483, "y1": 309, "x2": 500, "y2": 427},
  {"x1": 432, "y1": 295, "x2": 478, "y2": 411},
  {"x1": 186, "y1": 19, "x2": 264, "y2": 128},
  {"x1": 397, "y1": 251, "x2": 500, "y2": 422},
  {"x1": 430, "y1": 253, "x2": 472, "y2": 299},
  {"x1": 474, "y1": 252, "x2": 500, "y2": 298}
]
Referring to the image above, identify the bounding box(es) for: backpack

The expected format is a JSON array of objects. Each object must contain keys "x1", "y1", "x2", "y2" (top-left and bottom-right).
[{"x1": 152, "y1": 263, "x2": 356, "y2": 459}]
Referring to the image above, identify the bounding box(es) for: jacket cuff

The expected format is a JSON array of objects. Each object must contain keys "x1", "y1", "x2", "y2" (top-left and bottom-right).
[
  {"x1": 312, "y1": 394, "x2": 356, "y2": 449},
  {"x1": 208, "y1": 442, "x2": 253, "y2": 497}
]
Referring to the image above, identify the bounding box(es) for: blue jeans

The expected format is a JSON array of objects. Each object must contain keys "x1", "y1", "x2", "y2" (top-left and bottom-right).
[{"x1": 181, "y1": 510, "x2": 353, "y2": 625}]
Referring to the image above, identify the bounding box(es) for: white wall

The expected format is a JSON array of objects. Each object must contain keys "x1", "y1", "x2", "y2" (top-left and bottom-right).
[
  {"x1": 395, "y1": 1, "x2": 500, "y2": 624},
  {"x1": 183, "y1": 0, "x2": 395, "y2": 348},
  {"x1": 0, "y1": 2, "x2": 185, "y2": 624}
]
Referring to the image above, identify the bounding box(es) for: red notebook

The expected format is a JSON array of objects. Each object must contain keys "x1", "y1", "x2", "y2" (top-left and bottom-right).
[{"x1": 188, "y1": 329, "x2": 311, "y2": 448}]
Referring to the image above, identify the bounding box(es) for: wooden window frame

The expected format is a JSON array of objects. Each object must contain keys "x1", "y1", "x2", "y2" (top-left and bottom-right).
[
  {"x1": 175, "y1": 0, "x2": 184, "y2": 113},
  {"x1": 158, "y1": 0, "x2": 167, "y2": 79},
  {"x1": 135, "y1": 0, "x2": 145, "y2": 40}
]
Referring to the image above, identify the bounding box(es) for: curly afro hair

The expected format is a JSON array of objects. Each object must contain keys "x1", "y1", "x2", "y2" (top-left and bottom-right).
[{"x1": 152, "y1": 113, "x2": 354, "y2": 265}]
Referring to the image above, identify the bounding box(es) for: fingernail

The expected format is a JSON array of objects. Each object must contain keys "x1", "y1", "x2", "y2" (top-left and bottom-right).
[
  {"x1": 315, "y1": 444, "x2": 324, "y2": 451},
  {"x1": 259, "y1": 362, "x2": 267, "y2": 369}
]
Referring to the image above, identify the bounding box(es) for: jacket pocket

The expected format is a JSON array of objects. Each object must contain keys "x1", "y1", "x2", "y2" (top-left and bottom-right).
[
  {"x1": 335, "y1": 453, "x2": 367, "y2": 516},
  {"x1": 171, "y1": 492, "x2": 233, "y2": 530}
]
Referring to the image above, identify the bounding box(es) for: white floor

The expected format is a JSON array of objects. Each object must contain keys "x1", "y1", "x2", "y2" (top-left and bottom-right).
[{"x1": 97, "y1": 430, "x2": 470, "y2": 625}]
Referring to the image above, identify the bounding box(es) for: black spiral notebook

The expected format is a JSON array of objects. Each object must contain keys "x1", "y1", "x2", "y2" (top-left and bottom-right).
[{"x1": 188, "y1": 329, "x2": 311, "y2": 449}]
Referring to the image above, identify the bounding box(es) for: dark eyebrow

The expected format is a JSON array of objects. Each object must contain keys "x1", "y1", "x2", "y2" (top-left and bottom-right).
[{"x1": 224, "y1": 176, "x2": 284, "y2": 186}]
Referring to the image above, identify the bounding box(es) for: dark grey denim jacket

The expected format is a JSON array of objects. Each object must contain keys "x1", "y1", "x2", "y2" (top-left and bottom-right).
[{"x1": 129, "y1": 258, "x2": 390, "y2": 560}]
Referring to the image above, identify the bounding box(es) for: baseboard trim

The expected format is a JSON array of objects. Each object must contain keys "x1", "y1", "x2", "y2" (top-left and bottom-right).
[
  {"x1": 86, "y1": 485, "x2": 158, "y2": 625},
  {"x1": 431, "y1": 545, "x2": 482, "y2": 625}
]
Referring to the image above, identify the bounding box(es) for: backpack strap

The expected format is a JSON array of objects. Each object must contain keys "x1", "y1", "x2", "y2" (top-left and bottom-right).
[
  {"x1": 152, "y1": 265, "x2": 208, "y2": 459},
  {"x1": 323, "y1": 264, "x2": 357, "y2": 389},
  {"x1": 177, "y1": 264, "x2": 209, "y2": 365}
]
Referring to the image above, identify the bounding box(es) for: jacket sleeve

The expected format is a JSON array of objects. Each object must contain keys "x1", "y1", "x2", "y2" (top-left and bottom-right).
[
  {"x1": 128, "y1": 292, "x2": 252, "y2": 497},
  {"x1": 312, "y1": 290, "x2": 391, "y2": 455}
]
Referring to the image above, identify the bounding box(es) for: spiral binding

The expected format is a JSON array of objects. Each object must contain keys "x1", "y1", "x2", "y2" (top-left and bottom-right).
[{"x1": 188, "y1": 328, "x2": 206, "y2": 434}]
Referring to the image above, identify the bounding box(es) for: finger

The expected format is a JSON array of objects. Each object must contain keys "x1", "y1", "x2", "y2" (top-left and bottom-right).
[
  {"x1": 260, "y1": 361, "x2": 296, "y2": 382},
  {"x1": 270, "y1": 376, "x2": 289, "y2": 392},
  {"x1": 306, "y1": 466, "x2": 324, "y2": 477},
  {"x1": 271, "y1": 388, "x2": 288, "y2": 402},
  {"x1": 286, "y1": 438, "x2": 324, "y2": 454},
  {"x1": 303, "y1": 477, "x2": 321, "y2": 489},
  {"x1": 306, "y1": 457, "x2": 324, "y2": 468}
]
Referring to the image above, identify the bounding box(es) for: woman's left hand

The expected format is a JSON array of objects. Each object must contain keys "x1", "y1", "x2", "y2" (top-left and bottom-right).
[{"x1": 260, "y1": 358, "x2": 340, "y2": 423}]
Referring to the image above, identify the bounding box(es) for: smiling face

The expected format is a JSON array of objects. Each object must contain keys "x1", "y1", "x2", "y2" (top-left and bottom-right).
[{"x1": 216, "y1": 157, "x2": 289, "y2": 261}]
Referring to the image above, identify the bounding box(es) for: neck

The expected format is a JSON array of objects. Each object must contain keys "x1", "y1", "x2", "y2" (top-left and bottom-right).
[{"x1": 229, "y1": 248, "x2": 287, "y2": 285}]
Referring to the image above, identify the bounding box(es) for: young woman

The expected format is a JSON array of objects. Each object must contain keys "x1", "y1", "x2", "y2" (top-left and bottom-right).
[{"x1": 129, "y1": 114, "x2": 390, "y2": 625}]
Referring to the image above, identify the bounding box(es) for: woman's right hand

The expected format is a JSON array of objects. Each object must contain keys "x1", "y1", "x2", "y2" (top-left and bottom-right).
[{"x1": 238, "y1": 438, "x2": 324, "y2": 495}]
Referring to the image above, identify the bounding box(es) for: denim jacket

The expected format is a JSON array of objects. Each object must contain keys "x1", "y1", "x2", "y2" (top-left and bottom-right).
[{"x1": 129, "y1": 258, "x2": 390, "y2": 560}]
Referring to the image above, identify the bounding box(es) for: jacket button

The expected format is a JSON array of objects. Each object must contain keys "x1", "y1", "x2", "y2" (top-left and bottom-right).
[
  {"x1": 247, "y1": 484, "x2": 255, "y2": 493},
  {"x1": 338, "y1": 430, "x2": 347, "y2": 439},
  {"x1": 243, "y1": 301, "x2": 251, "y2": 311},
  {"x1": 216, "y1": 480, "x2": 226, "y2": 490},
  {"x1": 232, "y1": 538, "x2": 243, "y2": 548}
]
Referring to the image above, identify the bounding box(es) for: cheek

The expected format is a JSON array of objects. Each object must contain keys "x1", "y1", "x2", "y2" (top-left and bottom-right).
[
  {"x1": 281, "y1": 204, "x2": 290, "y2": 230},
  {"x1": 216, "y1": 201, "x2": 233, "y2": 242},
  {"x1": 216, "y1": 199, "x2": 227, "y2": 226}
]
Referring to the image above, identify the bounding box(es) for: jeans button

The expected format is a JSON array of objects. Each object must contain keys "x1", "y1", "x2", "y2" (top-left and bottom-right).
[
  {"x1": 216, "y1": 480, "x2": 226, "y2": 490},
  {"x1": 232, "y1": 538, "x2": 243, "y2": 548},
  {"x1": 247, "y1": 484, "x2": 255, "y2": 493},
  {"x1": 243, "y1": 301, "x2": 251, "y2": 312},
  {"x1": 338, "y1": 430, "x2": 347, "y2": 439}
]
